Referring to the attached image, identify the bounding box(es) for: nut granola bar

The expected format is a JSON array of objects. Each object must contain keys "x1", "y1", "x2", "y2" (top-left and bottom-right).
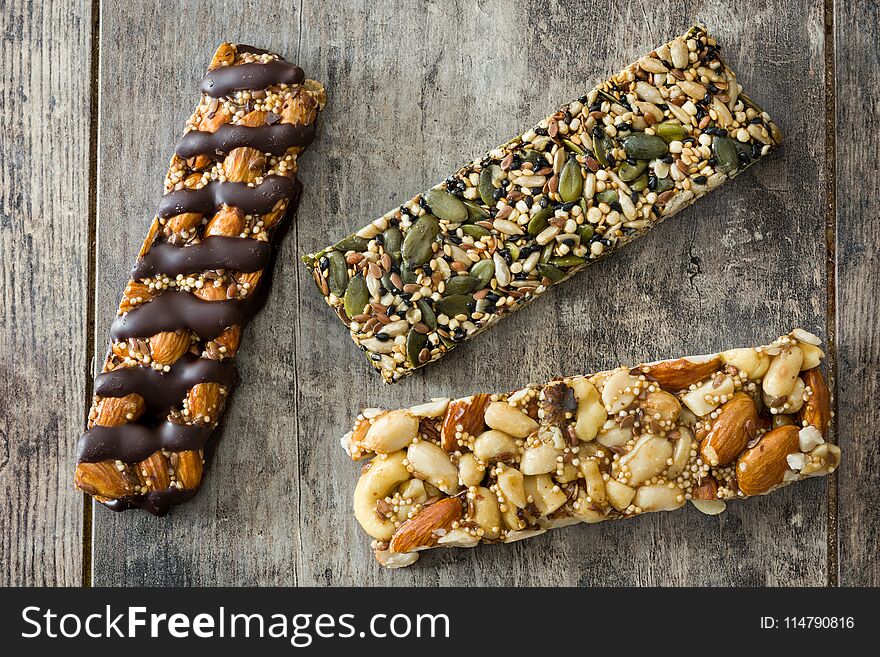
[
  {"x1": 304, "y1": 25, "x2": 782, "y2": 383},
  {"x1": 343, "y1": 329, "x2": 838, "y2": 568},
  {"x1": 74, "y1": 43, "x2": 325, "y2": 515}
]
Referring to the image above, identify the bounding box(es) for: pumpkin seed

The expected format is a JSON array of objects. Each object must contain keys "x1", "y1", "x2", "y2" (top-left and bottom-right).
[
  {"x1": 536, "y1": 263, "x2": 565, "y2": 282},
  {"x1": 333, "y1": 234, "x2": 369, "y2": 252},
  {"x1": 417, "y1": 300, "x2": 437, "y2": 329},
  {"x1": 380, "y1": 271, "x2": 396, "y2": 292},
  {"x1": 578, "y1": 225, "x2": 594, "y2": 242},
  {"x1": 440, "y1": 335, "x2": 456, "y2": 349},
  {"x1": 507, "y1": 243, "x2": 520, "y2": 261},
  {"x1": 435, "y1": 294, "x2": 472, "y2": 318},
  {"x1": 738, "y1": 92, "x2": 764, "y2": 113},
  {"x1": 401, "y1": 215, "x2": 440, "y2": 266},
  {"x1": 343, "y1": 275, "x2": 369, "y2": 318},
  {"x1": 406, "y1": 329, "x2": 428, "y2": 367},
  {"x1": 559, "y1": 156, "x2": 584, "y2": 202},
  {"x1": 521, "y1": 149, "x2": 542, "y2": 166},
  {"x1": 540, "y1": 242, "x2": 555, "y2": 263},
  {"x1": 654, "y1": 176, "x2": 674, "y2": 193},
  {"x1": 478, "y1": 166, "x2": 499, "y2": 205},
  {"x1": 596, "y1": 189, "x2": 618, "y2": 205},
  {"x1": 622, "y1": 133, "x2": 668, "y2": 160},
  {"x1": 424, "y1": 188, "x2": 467, "y2": 223},
  {"x1": 401, "y1": 266, "x2": 418, "y2": 285},
  {"x1": 462, "y1": 224, "x2": 491, "y2": 239},
  {"x1": 593, "y1": 133, "x2": 613, "y2": 167},
  {"x1": 443, "y1": 275, "x2": 480, "y2": 296},
  {"x1": 463, "y1": 199, "x2": 488, "y2": 221},
  {"x1": 618, "y1": 160, "x2": 647, "y2": 182},
  {"x1": 630, "y1": 173, "x2": 649, "y2": 192},
  {"x1": 382, "y1": 226, "x2": 402, "y2": 262},
  {"x1": 654, "y1": 121, "x2": 687, "y2": 144},
  {"x1": 551, "y1": 255, "x2": 586, "y2": 268},
  {"x1": 325, "y1": 250, "x2": 348, "y2": 297},
  {"x1": 562, "y1": 139, "x2": 585, "y2": 155},
  {"x1": 470, "y1": 258, "x2": 495, "y2": 288},
  {"x1": 712, "y1": 135, "x2": 739, "y2": 174},
  {"x1": 527, "y1": 206, "x2": 555, "y2": 236}
]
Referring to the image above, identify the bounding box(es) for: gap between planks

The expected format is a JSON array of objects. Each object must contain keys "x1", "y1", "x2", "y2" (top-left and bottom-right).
[
  {"x1": 823, "y1": 0, "x2": 839, "y2": 588},
  {"x1": 81, "y1": 0, "x2": 101, "y2": 589}
]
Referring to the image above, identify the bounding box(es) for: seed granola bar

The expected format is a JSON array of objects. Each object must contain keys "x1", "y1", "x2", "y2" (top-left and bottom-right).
[
  {"x1": 74, "y1": 44, "x2": 326, "y2": 515},
  {"x1": 304, "y1": 25, "x2": 782, "y2": 383},
  {"x1": 343, "y1": 329, "x2": 838, "y2": 568}
]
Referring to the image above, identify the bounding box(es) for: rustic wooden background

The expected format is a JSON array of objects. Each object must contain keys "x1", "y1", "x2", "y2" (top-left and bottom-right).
[{"x1": 2, "y1": 0, "x2": 876, "y2": 586}]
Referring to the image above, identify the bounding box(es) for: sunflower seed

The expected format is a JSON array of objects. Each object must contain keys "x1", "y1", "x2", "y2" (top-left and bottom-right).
[{"x1": 493, "y1": 251, "x2": 512, "y2": 287}]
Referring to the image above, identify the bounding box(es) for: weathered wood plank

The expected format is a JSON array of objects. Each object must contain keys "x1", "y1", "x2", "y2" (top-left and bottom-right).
[
  {"x1": 294, "y1": 1, "x2": 830, "y2": 585},
  {"x1": 0, "y1": 0, "x2": 91, "y2": 585},
  {"x1": 92, "y1": 0, "x2": 831, "y2": 586},
  {"x1": 834, "y1": 2, "x2": 880, "y2": 586}
]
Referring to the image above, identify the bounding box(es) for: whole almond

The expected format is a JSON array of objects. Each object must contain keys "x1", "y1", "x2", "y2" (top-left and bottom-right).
[
  {"x1": 441, "y1": 393, "x2": 490, "y2": 451},
  {"x1": 799, "y1": 367, "x2": 830, "y2": 435},
  {"x1": 208, "y1": 43, "x2": 236, "y2": 70},
  {"x1": 174, "y1": 450, "x2": 204, "y2": 489},
  {"x1": 94, "y1": 393, "x2": 145, "y2": 427},
  {"x1": 165, "y1": 211, "x2": 203, "y2": 236},
  {"x1": 646, "y1": 356, "x2": 722, "y2": 391},
  {"x1": 137, "y1": 452, "x2": 171, "y2": 491},
  {"x1": 223, "y1": 147, "x2": 265, "y2": 183},
  {"x1": 186, "y1": 382, "x2": 224, "y2": 424},
  {"x1": 213, "y1": 325, "x2": 242, "y2": 357},
  {"x1": 193, "y1": 283, "x2": 228, "y2": 302},
  {"x1": 737, "y1": 425, "x2": 800, "y2": 495},
  {"x1": 149, "y1": 330, "x2": 191, "y2": 365},
  {"x1": 389, "y1": 497, "x2": 463, "y2": 553},
  {"x1": 700, "y1": 392, "x2": 758, "y2": 466},
  {"x1": 75, "y1": 461, "x2": 137, "y2": 499},
  {"x1": 205, "y1": 207, "x2": 245, "y2": 237},
  {"x1": 119, "y1": 281, "x2": 153, "y2": 314}
]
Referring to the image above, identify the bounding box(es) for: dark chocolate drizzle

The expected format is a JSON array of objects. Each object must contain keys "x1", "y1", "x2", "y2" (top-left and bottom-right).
[
  {"x1": 78, "y1": 422, "x2": 213, "y2": 464},
  {"x1": 234, "y1": 44, "x2": 269, "y2": 56},
  {"x1": 158, "y1": 175, "x2": 296, "y2": 218},
  {"x1": 94, "y1": 354, "x2": 237, "y2": 414},
  {"x1": 175, "y1": 123, "x2": 315, "y2": 159},
  {"x1": 110, "y1": 291, "x2": 247, "y2": 341},
  {"x1": 103, "y1": 488, "x2": 199, "y2": 516},
  {"x1": 132, "y1": 236, "x2": 270, "y2": 278},
  {"x1": 200, "y1": 60, "x2": 304, "y2": 97}
]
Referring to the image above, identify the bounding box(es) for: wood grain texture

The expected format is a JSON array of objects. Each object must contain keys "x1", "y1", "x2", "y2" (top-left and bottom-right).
[
  {"x1": 834, "y1": 1, "x2": 880, "y2": 586},
  {"x1": 0, "y1": 0, "x2": 91, "y2": 585},
  {"x1": 90, "y1": 0, "x2": 834, "y2": 585}
]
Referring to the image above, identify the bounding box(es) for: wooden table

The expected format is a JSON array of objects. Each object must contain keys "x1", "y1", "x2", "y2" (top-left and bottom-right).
[{"x1": 2, "y1": 0, "x2": 876, "y2": 586}]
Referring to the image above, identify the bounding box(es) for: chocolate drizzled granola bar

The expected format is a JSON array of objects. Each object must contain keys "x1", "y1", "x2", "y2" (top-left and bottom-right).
[
  {"x1": 305, "y1": 25, "x2": 782, "y2": 383},
  {"x1": 74, "y1": 44, "x2": 325, "y2": 515},
  {"x1": 343, "y1": 330, "x2": 838, "y2": 568}
]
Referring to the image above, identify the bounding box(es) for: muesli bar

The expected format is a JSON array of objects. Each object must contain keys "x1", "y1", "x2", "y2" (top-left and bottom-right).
[
  {"x1": 74, "y1": 44, "x2": 325, "y2": 515},
  {"x1": 343, "y1": 329, "x2": 838, "y2": 568},
  {"x1": 304, "y1": 25, "x2": 782, "y2": 383}
]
